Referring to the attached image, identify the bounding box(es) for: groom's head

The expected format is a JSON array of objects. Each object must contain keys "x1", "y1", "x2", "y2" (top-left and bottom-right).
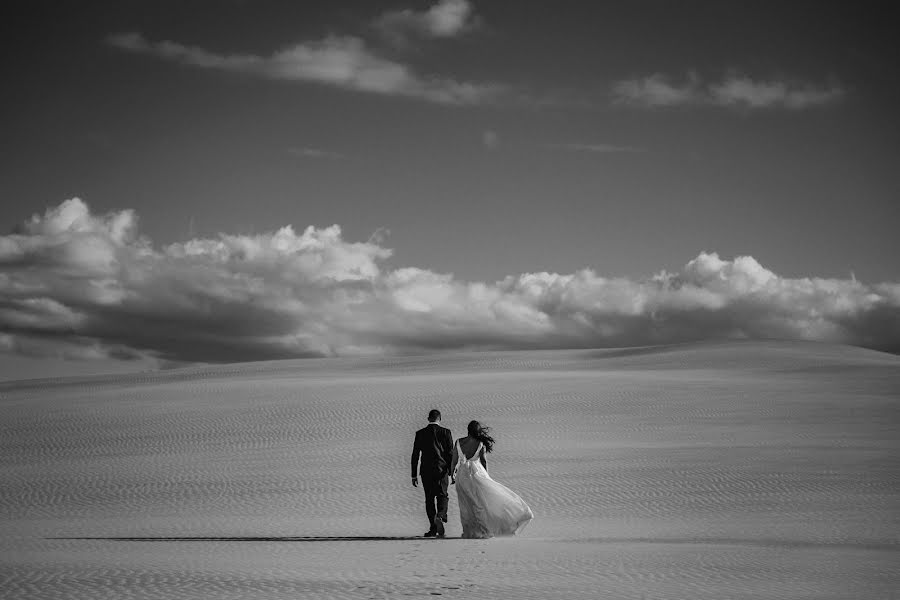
[{"x1": 428, "y1": 409, "x2": 441, "y2": 423}]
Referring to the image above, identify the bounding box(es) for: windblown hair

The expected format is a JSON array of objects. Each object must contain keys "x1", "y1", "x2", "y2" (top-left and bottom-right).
[{"x1": 467, "y1": 420, "x2": 495, "y2": 453}]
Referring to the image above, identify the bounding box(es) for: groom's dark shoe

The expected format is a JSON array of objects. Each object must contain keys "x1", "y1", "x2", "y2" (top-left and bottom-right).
[
  {"x1": 423, "y1": 529, "x2": 437, "y2": 537},
  {"x1": 433, "y1": 516, "x2": 445, "y2": 538}
]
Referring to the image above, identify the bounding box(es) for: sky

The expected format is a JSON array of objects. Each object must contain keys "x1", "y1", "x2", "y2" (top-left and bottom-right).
[{"x1": 1, "y1": 0, "x2": 899, "y2": 378}]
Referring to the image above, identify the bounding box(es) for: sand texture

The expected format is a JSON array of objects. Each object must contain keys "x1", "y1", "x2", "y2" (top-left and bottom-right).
[{"x1": 1, "y1": 340, "x2": 898, "y2": 599}]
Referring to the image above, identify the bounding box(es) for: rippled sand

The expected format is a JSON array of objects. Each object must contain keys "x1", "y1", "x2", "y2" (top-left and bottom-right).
[{"x1": 1, "y1": 341, "x2": 898, "y2": 599}]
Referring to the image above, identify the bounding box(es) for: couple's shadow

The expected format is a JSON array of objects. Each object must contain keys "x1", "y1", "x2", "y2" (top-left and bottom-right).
[{"x1": 50, "y1": 536, "x2": 454, "y2": 542}]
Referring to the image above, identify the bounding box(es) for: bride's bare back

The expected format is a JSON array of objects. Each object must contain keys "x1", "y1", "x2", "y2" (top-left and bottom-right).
[
  {"x1": 453, "y1": 435, "x2": 486, "y2": 472},
  {"x1": 458, "y1": 436, "x2": 482, "y2": 460}
]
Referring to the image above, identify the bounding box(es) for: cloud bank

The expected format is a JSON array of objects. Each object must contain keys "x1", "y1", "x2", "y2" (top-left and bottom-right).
[
  {"x1": 106, "y1": 1, "x2": 845, "y2": 113},
  {"x1": 107, "y1": 32, "x2": 504, "y2": 106},
  {"x1": 2, "y1": 199, "x2": 898, "y2": 365},
  {"x1": 613, "y1": 72, "x2": 844, "y2": 109}
]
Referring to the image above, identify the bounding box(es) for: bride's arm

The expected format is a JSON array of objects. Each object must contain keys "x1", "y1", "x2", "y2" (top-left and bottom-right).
[{"x1": 479, "y1": 448, "x2": 487, "y2": 473}]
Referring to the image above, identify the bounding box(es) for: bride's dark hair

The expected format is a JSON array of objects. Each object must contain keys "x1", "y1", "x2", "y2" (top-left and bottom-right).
[{"x1": 467, "y1": 420, "x2": 495, "y2": 453}]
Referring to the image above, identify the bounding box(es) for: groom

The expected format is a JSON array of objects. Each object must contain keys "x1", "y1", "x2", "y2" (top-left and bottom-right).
[{"x1": 411, "y1": 409, "x2": 453, "y2": 538}]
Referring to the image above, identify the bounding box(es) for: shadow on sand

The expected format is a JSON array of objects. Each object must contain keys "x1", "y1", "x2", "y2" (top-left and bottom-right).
[{"x1": 48, "y1": 536, "x2": 448, "y2": 542}]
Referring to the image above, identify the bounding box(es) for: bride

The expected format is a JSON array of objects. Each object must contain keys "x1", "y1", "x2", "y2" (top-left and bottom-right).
[{"x1": 450, "y1": 421, "x2": 533, "y2": 538}]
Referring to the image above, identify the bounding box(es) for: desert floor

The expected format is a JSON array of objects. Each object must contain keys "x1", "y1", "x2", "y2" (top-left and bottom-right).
[{"x1": 1, "y1": 341, "x2": 898, "y2": 599}]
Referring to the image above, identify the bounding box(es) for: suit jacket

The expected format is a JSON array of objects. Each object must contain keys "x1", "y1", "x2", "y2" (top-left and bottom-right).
[{"x1": 411, "y1": 423, "x2": 453, "y2": 479}]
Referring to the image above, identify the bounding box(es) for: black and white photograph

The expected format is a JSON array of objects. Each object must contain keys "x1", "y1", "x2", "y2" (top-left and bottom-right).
[{"x1": 1, "y1": 1, "x2": 898, "y2": 598}]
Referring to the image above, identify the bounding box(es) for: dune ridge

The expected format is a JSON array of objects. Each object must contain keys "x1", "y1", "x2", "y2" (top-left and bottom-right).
[{"x1": 3, "y1": 339, "x2": 896, "y2": 390}]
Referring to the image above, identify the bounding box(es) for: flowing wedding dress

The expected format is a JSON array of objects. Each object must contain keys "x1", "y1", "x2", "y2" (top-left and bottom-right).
[{"x1": 453, "y1": 440, "x2": 533, "y2": 539}]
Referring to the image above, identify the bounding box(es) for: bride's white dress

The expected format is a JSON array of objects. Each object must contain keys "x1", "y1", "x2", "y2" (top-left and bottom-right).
[{"x1": 453, "y1": 440, "x2": 533, "y2": 539}]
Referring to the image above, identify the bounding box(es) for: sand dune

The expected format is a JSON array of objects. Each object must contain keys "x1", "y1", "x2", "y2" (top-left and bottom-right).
[{"x1": 1, "y1": 340, "x2": 898, "y2": 599}]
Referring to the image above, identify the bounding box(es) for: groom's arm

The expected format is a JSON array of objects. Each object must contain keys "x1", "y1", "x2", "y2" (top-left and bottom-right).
[
  {"x1": 411, "y1": 432, "x2": 421, "y2": 482},
  {"x1": 442, "y1": 430, "x2": 453, "y2": 470}
]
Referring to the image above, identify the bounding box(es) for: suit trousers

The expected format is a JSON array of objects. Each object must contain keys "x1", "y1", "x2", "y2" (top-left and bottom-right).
[{"x1": 421, "y1": 473, "x2": 449, "y2": 527}]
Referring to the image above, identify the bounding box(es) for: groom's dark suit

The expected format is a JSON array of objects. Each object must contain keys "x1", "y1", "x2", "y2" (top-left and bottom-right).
[{"x1": 411, "y1": 422, "x2": 453, "y2": 530}]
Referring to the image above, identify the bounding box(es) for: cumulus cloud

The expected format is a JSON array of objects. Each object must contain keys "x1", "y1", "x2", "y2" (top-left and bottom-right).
[
  {"x1": 2, "y1": 199, "x2": 899, "y2": 365},
  {"x1": 106, "y1": 32, "x2": 504, "y2": 106},
  {"x1": 375, "y1": 0, "x2": 478, "y2": 44},
  {"x1": 613, "y1": 71, "x2": 844, "y2": 110}
]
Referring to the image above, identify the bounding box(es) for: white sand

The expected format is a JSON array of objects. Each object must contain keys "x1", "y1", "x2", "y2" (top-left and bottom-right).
[{"x1": 1, "y1": 340, "x2": 898, "y2": 599}]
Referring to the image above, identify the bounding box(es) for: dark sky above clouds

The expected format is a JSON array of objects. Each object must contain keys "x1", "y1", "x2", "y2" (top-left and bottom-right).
[{"x1": 1, "y1": 1, "x2": 898, "y2": 376}]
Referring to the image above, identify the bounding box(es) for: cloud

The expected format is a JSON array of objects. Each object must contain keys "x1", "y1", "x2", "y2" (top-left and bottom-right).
[
  {"x1": 612, "y1": 72, "x2": 844, "y2": 109},
  {"x1": 708, "y1": 74, "x2": 845, "y2": 109},
  {"x1": 375, "y1": 0, "x2": 478, "y2": 44},
  {"x1": 106, "y1": 32, "x2": 504, "y2": 106},
  {"x1": 482, "y1": 130, "x2": 500, "y2": 150},
  {"x1": 2, "y1": 199, "x2": 899, "y2": 365},
  {"x1": 547, "y1": 142, "x2": 644, "y2": 154},
  {"x1": 613, "y1": 72, "x2": 701, "y2": 108},
  {"x1": 288, "y1": 147, "x2": 345, "y2": 160}
]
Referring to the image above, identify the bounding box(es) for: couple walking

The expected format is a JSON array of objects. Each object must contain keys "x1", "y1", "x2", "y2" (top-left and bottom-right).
[{"x1": 411, "y1": 409, "x2": 533, "y2": 539}]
